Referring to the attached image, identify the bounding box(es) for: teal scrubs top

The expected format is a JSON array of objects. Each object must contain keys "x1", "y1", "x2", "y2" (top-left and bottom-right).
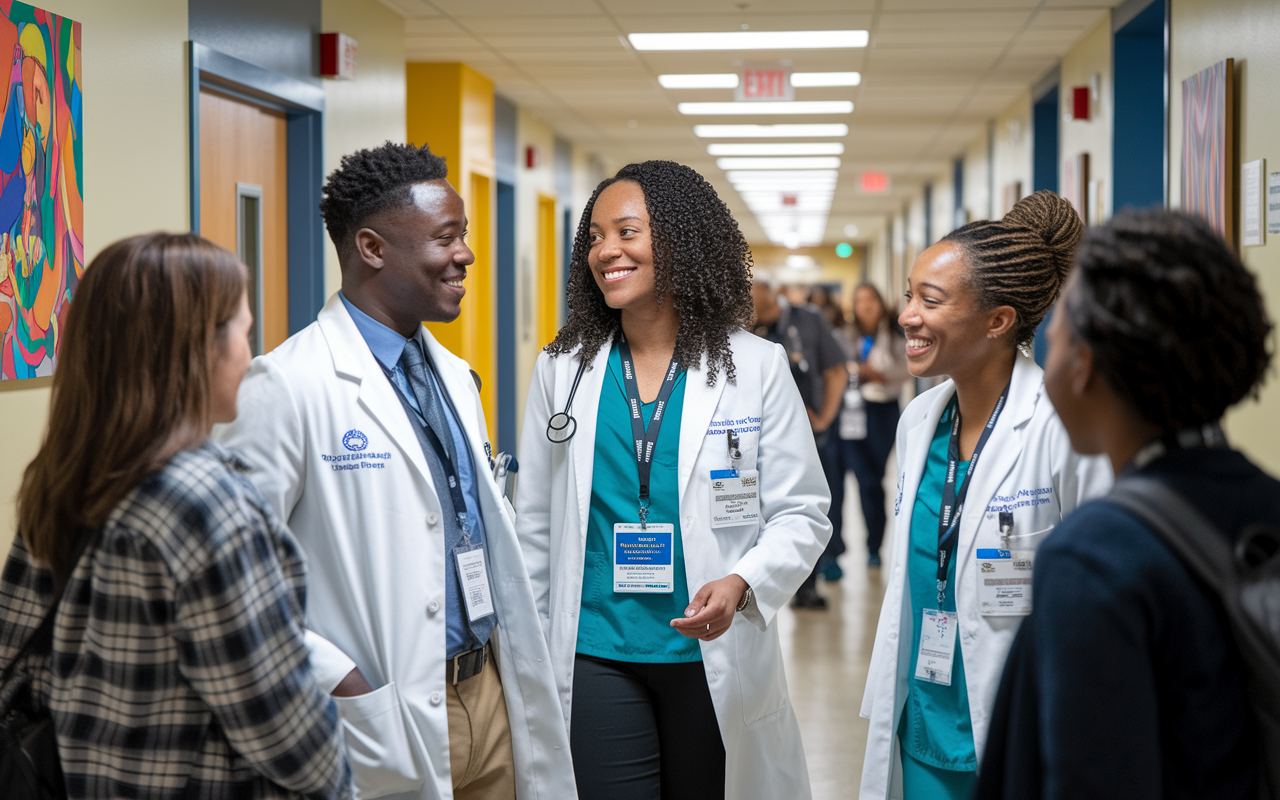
[
  {"x1": 575, "y1": 343, "x2": 701, "y2": 663},
  {"x1": 900, "y1": 399, "x2": 978, "y2": 772}
]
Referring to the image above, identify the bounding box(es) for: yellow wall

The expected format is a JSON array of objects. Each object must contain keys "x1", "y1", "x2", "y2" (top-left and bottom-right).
[
  {"x1": 406, "y1": 63, "x2": 497, "y2": 441},
  {"x1": 752, "y1": 244, "x2": 867, "y2": 312},
  {"x1": 321, "y1": 0, "x2": 406, "y2": 298},
  {"x1": 1170, "y1": 0, "x2": 1280, "y2": 472},
  {"x1": 1059, "y1": 16, "x2": 1114, "y2": 223},
  {"x1": 0, "y1": 0, "x2": 190, "y2": 554}
]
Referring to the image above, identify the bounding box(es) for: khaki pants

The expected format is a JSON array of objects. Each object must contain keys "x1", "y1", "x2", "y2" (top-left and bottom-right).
[{"x1": 448, "y1": 653, "x2": 516, "y2": 800}]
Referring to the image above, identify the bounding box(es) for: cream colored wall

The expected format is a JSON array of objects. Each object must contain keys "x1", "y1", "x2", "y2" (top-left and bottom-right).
[
  {"x1": 514, "y1": 109, "x2": 557, "y2": 440},
  {"x1": 1170, "y1": 0, "x2": 1280, "y2": 472},
  {"x1": 993, "y1": 90, "x2": 1034, "y2": 214},
  {"x1": 1059, "y1": 16, "x2": 1114, "y2": 222},
  {"x1": 321, "y1": 0, "x2": 405, "y2": 297},
  {"x1": 0, "y1": 0, "x2": 190, "y2": 554},
  {"x1": 931, "y1": 168, "x2": 957, "y2": 240}
]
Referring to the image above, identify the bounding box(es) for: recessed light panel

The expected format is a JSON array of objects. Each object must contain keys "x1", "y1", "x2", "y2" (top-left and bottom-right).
[
  {"x1": 790, "y1": 72, "x2": 862, "y2": 87},
  {"x1": 679, "y1": 101, "x2": 853, "y2": 115},
  {"x1": 628, "y1": 30, "x2": 869, "y2": 51},
  {"x1": 658, "y1": 73, "x2": 739, "y2": 89},
  {"x1": 717, "y1": 157, "x2": 842, "y2": 170},
  {"x1": 694, "y1": 124, "x2": 849, "y2": 138},
  {"x1": 708, "y1": 143, "x2": 844, "y2": 156}
]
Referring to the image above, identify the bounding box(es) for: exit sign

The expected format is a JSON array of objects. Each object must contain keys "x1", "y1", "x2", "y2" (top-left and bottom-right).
[{"x1": 736, "y1": 68, "x2": 793, "y2": 102}]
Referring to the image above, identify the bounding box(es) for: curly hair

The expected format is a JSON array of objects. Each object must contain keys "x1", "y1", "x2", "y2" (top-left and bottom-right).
[
  {"x1": 1063, "y1": 208, "x2": 1273, "y2": 430},
  {"x1": 544, "y1": 160, "x2": 755, "y2": 385},
  {"x1": 319, "y1": 141, "x2": 448, "y2": 259},
  {"x1": 941, "y1": 189, "x2": 1084, "y2": 347}
]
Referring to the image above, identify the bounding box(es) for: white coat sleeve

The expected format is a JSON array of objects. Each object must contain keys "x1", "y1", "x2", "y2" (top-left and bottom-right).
[
  {"x1": 1049, "y1": 418, "x2": 1114, "y2": 516},
  {"x1": 213, "y1": 358, "x2": 355, "y2": 692},
  {"x1": 514, "y1": 352, "x2": 556, "y2": 628},
  {"x1": 730, "y1": 344, "x2": 832, "y2": 630},
  {"x1": 213, "y1": 356, "x2": 306, "y2": 521}
]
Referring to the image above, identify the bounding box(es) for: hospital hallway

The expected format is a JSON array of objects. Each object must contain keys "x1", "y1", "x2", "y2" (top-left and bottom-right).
[{"x1": 780, "y1": 459, "x2": 897, "y2": 799}]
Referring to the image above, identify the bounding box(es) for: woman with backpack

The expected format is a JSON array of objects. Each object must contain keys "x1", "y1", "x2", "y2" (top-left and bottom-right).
[
  {"x1": 0, "y1": 234, "x2": 352, "y2": 799},
  {"x1": 975, "y1": 208, "x2": 1277, "y2": 799}
]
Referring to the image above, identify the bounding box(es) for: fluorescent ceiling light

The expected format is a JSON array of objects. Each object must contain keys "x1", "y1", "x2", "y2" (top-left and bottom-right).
[
  {"x1": 718, "y1": 157, "x2": 842, "y2": 170},
  {"x1": 628, "y1": 30, "x2": 868, "y2": 51},
  {"x1": 790, "y1": 71, "x2": 862, "y2": 87},
  {"x1": 709, "y1": 143, "x2": 844, "y2": 156},
  {"x1": 694, "y1": 124, "x2": 848, "y2": 138},
  {"x1": 658, "y1": 73, "x2": 739, "y2": 89},
  {"x1": 727, "y1": 169, "x2": 839, "y2": 182},
  {"x1": 680, "y1": 101, "x2": 853, "y2": 115}
]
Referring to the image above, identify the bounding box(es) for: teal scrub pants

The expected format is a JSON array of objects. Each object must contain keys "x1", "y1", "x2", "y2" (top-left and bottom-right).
[{"x1": 899, "y1": 742, "x2": 977, "y2": 800}]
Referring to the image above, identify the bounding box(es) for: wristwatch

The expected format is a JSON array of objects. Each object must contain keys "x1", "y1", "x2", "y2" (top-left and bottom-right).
[{"x1": 735, "y1": 586, "x2": 754, "y2": 613}]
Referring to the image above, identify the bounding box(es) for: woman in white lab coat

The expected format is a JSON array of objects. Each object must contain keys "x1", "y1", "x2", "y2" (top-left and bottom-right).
[
  {"x1": 515, "y1": 161, "x2": 830, "y2": 800},
  {"x1": 858, "y1": 191, "x2": 1113, "y2": 800}
]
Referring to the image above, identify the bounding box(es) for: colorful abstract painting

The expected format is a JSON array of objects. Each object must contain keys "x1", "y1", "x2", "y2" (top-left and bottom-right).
[
  {"x1": 0, "y1": 1, "x2": 81, "y2": 380},
  {"x1": 1181, "y1": 59, "x2": 1233, "y2": 244}
]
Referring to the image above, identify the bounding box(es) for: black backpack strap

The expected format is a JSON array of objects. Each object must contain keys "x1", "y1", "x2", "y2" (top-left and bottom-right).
[
  {"x1": 1107, "y1": 475, "x2": 1234, "y2": 592},
  {"x1": 0, "y1": 531, "x2": 96, "y2": 690}
]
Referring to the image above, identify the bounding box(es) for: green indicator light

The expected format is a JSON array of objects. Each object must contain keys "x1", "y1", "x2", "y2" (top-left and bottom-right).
[{"x1": 835, "y1": 242, "x2": 853, "y2": 258}]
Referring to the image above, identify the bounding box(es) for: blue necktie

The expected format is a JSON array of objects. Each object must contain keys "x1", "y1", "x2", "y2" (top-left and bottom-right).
[{"x1": 398, "y1": 338, "x2": 459, "y2": 470}]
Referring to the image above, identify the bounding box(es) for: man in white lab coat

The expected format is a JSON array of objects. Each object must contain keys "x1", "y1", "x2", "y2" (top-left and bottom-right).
[{"x1": 214, "y1": 143, "x2": 575, "y2": 800}]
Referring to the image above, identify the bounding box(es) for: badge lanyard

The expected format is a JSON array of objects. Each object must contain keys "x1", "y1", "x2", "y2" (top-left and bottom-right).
[
  {"x1": 935, "y1": 383, "x2": 1010, "y2": 608},
  {"x1": 384, "y1": 362, "x2": 475, "y2": 542},
  {"x1": 616, "y1": 334, "x2": 681, "y2": 529}
]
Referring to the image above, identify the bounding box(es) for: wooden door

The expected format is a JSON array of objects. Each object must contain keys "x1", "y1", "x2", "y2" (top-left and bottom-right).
[{"x1": 199, "y1": 88, "x2": 289, "y2": 353}]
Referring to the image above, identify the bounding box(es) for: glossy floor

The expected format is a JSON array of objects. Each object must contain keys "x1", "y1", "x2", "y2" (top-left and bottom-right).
[{"x1": 779, "y1": 458, "x2": 897, "y2": 799}]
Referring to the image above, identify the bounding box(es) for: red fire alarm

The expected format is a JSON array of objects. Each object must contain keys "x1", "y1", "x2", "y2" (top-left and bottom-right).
[
  {"x1": 525, "y1": 146, "x2": 541, "y2": 169},
  {"x1": 860, "y1": 171, "x2": 890, "y2": 194},
  {"x1": 320, "y1": 33, "x2": 357, "y2": 80},
  {"x1": 1071, "y1": 86, "x2": 1090, "y2": 120}
]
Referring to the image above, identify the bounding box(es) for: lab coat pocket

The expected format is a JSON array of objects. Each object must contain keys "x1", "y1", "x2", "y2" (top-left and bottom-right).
[
  {"x1": 733, "y1": 625, "x2": 788, "y2": 725},
  {"x1": 333, "y1": 681, "x2": 424, "y2": 798}
]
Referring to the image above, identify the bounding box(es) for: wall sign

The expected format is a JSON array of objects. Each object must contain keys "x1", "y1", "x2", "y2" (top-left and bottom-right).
[
  {"x1": 1267, "y1": 171, "x2": 1280, "y2": 237},
  {"x1": 0, "y1": 3, "x2": 82, "y2": 380},
  {"x1": 1242, "y1": 159, "x2": 1263, "y2": 246},
  {"x1": 736, "y1": 68, "x2": 793, "y2": 102}
]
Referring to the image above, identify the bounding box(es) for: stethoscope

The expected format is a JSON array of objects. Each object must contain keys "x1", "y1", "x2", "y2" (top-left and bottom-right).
[{"x1": 546, "y1": 357, "x2": 590, "y2": 443}]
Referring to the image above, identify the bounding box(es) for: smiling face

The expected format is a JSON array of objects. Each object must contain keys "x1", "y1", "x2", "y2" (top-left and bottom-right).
[
  {"x1": 587, "y1": 180, "x2": 659, "y2": 314},
  {"x1": 358, "y1": 179, "x2": 474, "y2": 329},
  {"x1": 898, "y1": 241, "x2": 1015, "y2": 380}
]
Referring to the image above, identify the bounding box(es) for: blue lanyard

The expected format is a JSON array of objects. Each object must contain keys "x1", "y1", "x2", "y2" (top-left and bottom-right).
[
  {"x1": 616, "y1": 335, "x2": 681, "y2": 527},
  {"x1": 935, "y1": 383, "x2": 1010, "y2": 607}
]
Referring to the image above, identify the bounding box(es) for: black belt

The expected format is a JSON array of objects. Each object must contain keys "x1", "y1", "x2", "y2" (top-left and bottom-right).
[{"x1": 446, "y1": 643, "x2": 490, "y2": 685}]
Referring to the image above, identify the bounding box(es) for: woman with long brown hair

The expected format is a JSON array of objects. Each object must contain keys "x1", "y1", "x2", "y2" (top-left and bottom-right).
[{"x1": 0, "y1": 234, "x2": 352, "y2": 799}]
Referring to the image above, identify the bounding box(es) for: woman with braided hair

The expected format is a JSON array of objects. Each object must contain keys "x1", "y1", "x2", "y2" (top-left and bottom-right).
[
  {"x1": 859, "y1": 190, "x2": 1113, "y2": 800},
  {"x1": 975, "y1": 209, "x2": 1276, "y2": 800},
  {"x1": 515, "y1": 161, "x2": 829, "y2": 799}
]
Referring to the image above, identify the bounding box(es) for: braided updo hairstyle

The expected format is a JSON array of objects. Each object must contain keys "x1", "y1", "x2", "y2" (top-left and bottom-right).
[
  {"x1": 545, "y1": 160, "x2": 755, "y2": 385},
  {"x1": 1063, "y1": 209, "x2": 1272, "y2": 430},
  {"x1": 941, "y1": 189, "x2": 1084, "y2": 349}
]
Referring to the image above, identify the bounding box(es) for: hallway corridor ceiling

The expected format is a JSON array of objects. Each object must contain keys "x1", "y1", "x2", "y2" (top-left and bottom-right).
[{"x1": 381, "y1": 0, "x2": 1128, "y2": 247}]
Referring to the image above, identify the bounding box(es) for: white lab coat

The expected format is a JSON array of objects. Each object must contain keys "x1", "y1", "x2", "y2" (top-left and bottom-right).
[
  {"x1": 858, "y1": 353, "x2": 1112, "y2": 800},
  {"x1": 515, "y1": 330, "x2": 831, "y2": 799},
  {"x1": 213, "y1": 294, "x2": 576, "y2": 800}
]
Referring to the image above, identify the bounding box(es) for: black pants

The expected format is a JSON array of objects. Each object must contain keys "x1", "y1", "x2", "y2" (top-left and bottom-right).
[
  {"x1": 570, "y1": 654, "x2": 726, "y2": 800},
  {"x1": 828, "y1": 399, "x2": 900, "y2": 556}
]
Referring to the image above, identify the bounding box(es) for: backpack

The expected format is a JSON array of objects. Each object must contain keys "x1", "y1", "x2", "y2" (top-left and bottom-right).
[
  {"x1": 1109, "y1": 476, "x2": 1280, "y2": 799},
  {"x1": 0, "y1": 533, "x2": 95, "y2": 800}
]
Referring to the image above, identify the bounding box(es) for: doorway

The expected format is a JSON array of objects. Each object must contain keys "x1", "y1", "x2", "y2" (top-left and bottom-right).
[
  {"x1": 1112, "y1": 0, "x2": 1166, "y2": 211},
  {"x1": 199, "y1": 88, "x2": 288, "y2": 353}
]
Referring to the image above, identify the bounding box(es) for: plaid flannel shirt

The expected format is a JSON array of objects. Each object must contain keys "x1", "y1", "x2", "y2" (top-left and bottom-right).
[{"x1": 0, "y1": 441, "x2": 353, "y2": 800}]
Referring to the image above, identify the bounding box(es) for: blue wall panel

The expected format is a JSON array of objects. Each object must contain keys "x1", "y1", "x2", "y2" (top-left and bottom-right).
[
  {"x1": 1112, "y1": 0, "x2": 1165, "y2": 212},
  {"x1": 1033, "y1": 88, "x2": 1059, "y2": 194}
]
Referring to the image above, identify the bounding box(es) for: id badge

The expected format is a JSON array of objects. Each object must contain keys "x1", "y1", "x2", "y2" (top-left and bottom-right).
[
  {"x1": 709, "y1": 469, "x2": 761, "y2": 529},
  {"x1": 914, "y1": 608, "x2": 958, "y2": 686},
  {"x1": 976, "y1": 548, "x2": 1034, "y2": 616},
  {"x1": 839, "y1": 385, "x2": 867, "y2": 440},
  {"x1": 454, "y1": 545, "x2": 495, "y2": 621},
  {"x1": 613, "y1": 523, "x2": 675, "y2": 593}
]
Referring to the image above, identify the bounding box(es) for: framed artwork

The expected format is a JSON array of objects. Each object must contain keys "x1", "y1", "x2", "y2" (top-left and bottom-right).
[
  {"x1": 0, "y1": 2, "x2": 81, "y2": 380},
  {"x1": 1064, "y1": 153, "x2": 1090, "y2": 224},
  {"x1": 1181, "y1": 58, "x2": 1234, "y2": 244}
]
